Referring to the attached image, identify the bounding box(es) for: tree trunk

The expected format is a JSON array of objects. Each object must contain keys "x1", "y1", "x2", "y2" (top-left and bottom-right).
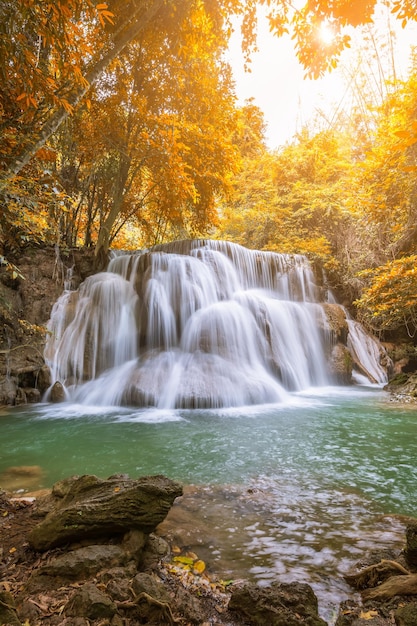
[
  {"x1": 2, "y1": 0, "x2": 166, "y2": 181},
  {"x1": 94, "y1": 152, "x2": 131, "y2": 268}
]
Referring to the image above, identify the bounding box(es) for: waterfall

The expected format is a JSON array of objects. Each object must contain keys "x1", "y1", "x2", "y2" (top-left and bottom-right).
[
  {"x1": 347, "y1": 320, "x2": 389, "y2": 384},
  {"x1": 44, "y1": 240, "x2": 388, "y2": 408}
]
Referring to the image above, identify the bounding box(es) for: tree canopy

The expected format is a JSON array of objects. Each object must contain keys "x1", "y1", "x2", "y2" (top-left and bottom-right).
[{"x1": 1, "y1": 0, "x2": 417, "y2": 339}]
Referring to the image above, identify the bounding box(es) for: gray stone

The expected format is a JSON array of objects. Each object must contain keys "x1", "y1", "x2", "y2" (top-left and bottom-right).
[
  {"x1": 28, "y1": 473, "x2": 183, "y2": 550},
  {"x1": 228, "y1": 580, "x2": 328, "y2": 626},
  {"x1": 36, "y1": 544, "x2": 128, "y2": 579},
  {"x1": 65, "y1": 583, "x2": 116, "y2": 619}
]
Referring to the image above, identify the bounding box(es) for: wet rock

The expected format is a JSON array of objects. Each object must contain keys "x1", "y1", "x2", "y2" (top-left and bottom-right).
[
  {"x1": 50, "y1": 380, "x2": 65, "y2": 402},
  {"x1": 28, "y1": 474, "x2": 183, "y2": 550},
  {"x1": 0, "y1": 376, "x2": 18, "y2": 406},
  {"x1": 323, "y1": 303, "x2": 349, "y2": 343},
  {"x1": 0, "y1": 464, "x2": 44, "y2": 492},
  {"x1": 328, "y1": 342, "x2": 353, "y2": 384},
  {"x1": 228, "y1": 580, "x2": 328, "y2": 626},
  {"x1": 22, "y1": 387, "x2": 41, "y2": 403},
  {"x1": 65, "y1": 582, "x2": 117, "y2": 619}
]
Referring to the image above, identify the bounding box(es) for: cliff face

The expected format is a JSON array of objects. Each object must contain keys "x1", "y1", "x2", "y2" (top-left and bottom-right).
[{"x1": 0, "y1": 246, "x2": 95, "y2": 406}]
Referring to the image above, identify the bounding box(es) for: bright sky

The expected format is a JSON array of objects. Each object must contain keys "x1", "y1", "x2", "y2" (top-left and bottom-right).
[{"x1": 227, "y1": 7, "x2": 417, "y2": 149}]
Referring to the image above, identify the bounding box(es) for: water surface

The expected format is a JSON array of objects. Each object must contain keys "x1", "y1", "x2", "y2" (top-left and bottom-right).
[{"x1": 1, "y1": 385, "x2": 415, "y2": 623}]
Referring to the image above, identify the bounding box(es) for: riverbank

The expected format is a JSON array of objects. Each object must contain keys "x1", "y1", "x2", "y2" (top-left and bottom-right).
[
  {"x1": 0, "y1": 475, "x2": 329, "y2": 626},
  {"x1": 1, "y1": 475, "x2": 417, "y2": 626}
]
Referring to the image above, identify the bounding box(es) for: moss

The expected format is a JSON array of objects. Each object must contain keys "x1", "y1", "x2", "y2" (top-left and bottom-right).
[{"x1": 388, "y1": 372, "x2": 410, "y2": 386}]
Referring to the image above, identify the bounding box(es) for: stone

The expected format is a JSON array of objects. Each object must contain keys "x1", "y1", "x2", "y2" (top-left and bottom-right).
[
  {"x1": 395, "y1": 602, "x2": 417, "y2": 626},
  {"x1": 121, "y1": 528, "x2": 147, "y2": 563},
  {"x1": 0, "y1": 590, "x2": 21, "y2": 626},
  {"x1": 50, "y1": 380, "x2": 66, "y2": 402},
  {"x1": 228, "y1": 580, "x2": 328, "y2": 626},
  {"x1": 140, "y1": 533, "x2": 170, "y2": 569},
  {"x1": 30, "y1": 545, "x2": 128, "y2": 583},
  {"x1": 131, "y1": 572, "x2": 171, "y2": 604},
  {"x1": 28, "y1": 474, "x2": 183, "y2": 550},
  {"x1": 65, "y1": 583, "x2": 117, "y2": 619},
  {"x1": 0, "y1": 464, "x2": 44, "y2": 492},
  {"x1": 405, "y1": 522, "x2": 417, "y2": 567},
  {"x1": 328, "y1": 343, "x2": 353, "y2": 384}
]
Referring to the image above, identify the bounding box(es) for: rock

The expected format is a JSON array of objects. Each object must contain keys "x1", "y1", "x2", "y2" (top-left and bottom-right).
[
  {"x1": 0, "y1": 464, "x2": 44, "y2": 492},
  {"x1": 131, "y1": 572, "x2": 171, "y2": 604},
  {"x1": 28, "y1": 474, "x2": 183, "y2": 550},
  {"x1": 65, "y1": 582, "x2": 117, "y2": 619},
  {"x1": 395, "y1": 602, "x2": 417, "y2": 626},
  {"x1": 27, "y1": 544, "x2": 129, "y2": 590},
  {"x1": 0, "y1": 376, "x2": 18, "y2": 406},
  {"x1": 228, "y1": 580, "x2": 328, "y2": 626},
  {"x1": 328, "y1": 342, "x2": 353, "y2": 384},
  {"x1": 0, "y1": 590, "x2": 21, "y2": 626},
  {"x1": 334, "y1": 600, "x2": 392, "y2": 626},
  {"x1": 50, "y1": 380, "x2": 66, "y2": 402},
  {"x1": 323, "y1": 303, "x2": 349, "y2": 343},
  {"x1": 405, "y1": 522, "x2": 417, "y2": 567},
  {"x1": 140, "y1": 533, "x2": 170, "y2": 569}
]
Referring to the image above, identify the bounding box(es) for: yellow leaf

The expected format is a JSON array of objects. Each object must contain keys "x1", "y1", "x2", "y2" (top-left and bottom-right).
[
  {"x1": 173, "y1": 556, "x2": 194, "y2": 566},
  {"x1": 359, "y1": 610, "x2": 379, "y2": 620},
  {"x1": 193, "y1": 559, "x2": 206, "y2": 574},
  {"x1": 9, "y1": 547, "x2": 17, "y2": 554}
]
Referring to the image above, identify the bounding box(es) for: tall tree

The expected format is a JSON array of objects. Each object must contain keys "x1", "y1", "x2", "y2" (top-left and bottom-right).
[{"x1": 47, "y1": 0, "x2": 240, "y2": 263}]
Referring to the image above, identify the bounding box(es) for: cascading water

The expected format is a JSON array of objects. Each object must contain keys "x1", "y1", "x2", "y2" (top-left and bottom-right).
[{"x1": 44, "y1": 240, "x2": 388, "y2": 408}]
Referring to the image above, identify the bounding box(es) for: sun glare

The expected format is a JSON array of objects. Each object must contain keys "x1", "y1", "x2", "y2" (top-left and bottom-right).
[{"x1": 318, "y1": 22, "x2": 335, "y2": 45}]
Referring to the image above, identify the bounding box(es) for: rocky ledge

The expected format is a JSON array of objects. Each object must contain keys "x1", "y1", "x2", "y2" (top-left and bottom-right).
[
  {"x1": 1, "y1": 473, "x2": 328, "y2": 626},
  {"x1": 1, "y1": 473, "x2": 417, "y2": 626}
]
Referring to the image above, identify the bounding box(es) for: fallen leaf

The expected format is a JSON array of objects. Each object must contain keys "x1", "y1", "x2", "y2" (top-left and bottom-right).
[
  {"x1": 193, "y1": 560, "x2": 206, "y2": 574},
  {"x1": 359, "y1": 609, "x2": 379, "y2": 620},
  {"x1": 173, "y1": 556, "x2": 195, "y2": 566}
]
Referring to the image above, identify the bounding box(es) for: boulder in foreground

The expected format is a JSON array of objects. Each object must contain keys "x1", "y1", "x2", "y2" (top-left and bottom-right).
[{"x1": 28, "y1": 473, "x2": 183, "y2": 550}]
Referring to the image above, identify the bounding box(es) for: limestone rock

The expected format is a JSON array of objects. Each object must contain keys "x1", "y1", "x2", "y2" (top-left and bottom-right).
[
  {"x1": 228, "y1": 580, "x2": 328, "y2": 626},
  {"x1": 50, "y1": 380, "x2": 66, "y2": 402},
  {"x1": 328, "y1": 342, "x2": 353, "y2": 384},
  {"x1": 28, "y1": 474, "x2": 183, "y2": 550}
]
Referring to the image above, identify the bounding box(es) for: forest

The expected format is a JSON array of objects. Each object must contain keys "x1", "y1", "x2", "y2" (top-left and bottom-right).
[{"x1": 1, "y1": 0, "x2": 417, "y2": 342}]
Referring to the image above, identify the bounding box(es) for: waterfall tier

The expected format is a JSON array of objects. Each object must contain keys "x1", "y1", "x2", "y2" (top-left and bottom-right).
[{"x1": 45, "y1": 240, "x2": 388, "y2": 408}]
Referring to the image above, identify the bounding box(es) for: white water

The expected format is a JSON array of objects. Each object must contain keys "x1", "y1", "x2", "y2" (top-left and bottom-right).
[{"x1": 45, "y1": 240, "x2": 388, "y2": 408}]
